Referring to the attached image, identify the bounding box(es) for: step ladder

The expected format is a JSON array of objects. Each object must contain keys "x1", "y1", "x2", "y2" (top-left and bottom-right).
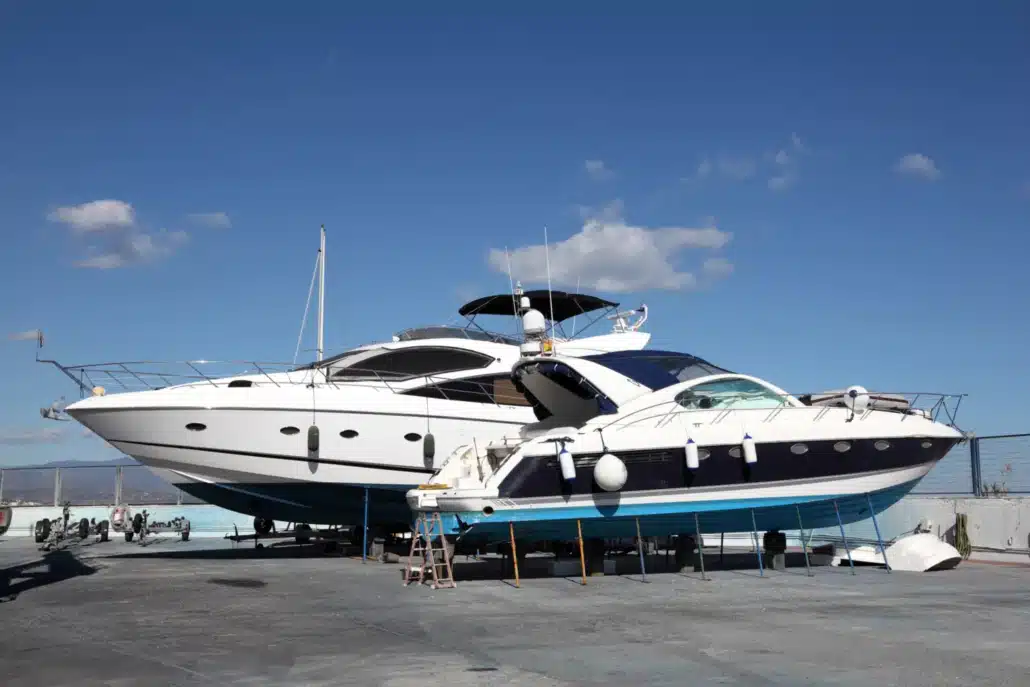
[{"x1": 403, "y1": 512, "x2": 456, "y2": 589}]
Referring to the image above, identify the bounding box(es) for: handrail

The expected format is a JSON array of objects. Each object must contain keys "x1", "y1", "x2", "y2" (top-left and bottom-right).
[{"x1": 38, "y1": 358, "x2": 533, "y2": 409}]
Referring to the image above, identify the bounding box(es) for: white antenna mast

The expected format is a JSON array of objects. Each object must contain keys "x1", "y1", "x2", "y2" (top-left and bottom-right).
[
  {"x1": 504, "y1": 246, "x2": 523, "y2": 338},
  {"x1": 544, "y1": 225, "x2": 555, "y2": 337},
  {"x1": 316, "y1": 224, "x2": 326, "y2": 363}
]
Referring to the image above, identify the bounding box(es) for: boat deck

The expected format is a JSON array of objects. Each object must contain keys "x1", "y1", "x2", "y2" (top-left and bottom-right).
[{"x1": 2, "y1": 536, "x2": 1028, "y2": 686}]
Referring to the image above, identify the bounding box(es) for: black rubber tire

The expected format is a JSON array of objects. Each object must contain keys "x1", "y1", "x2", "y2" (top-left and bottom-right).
[
  {"x1": 295, "y1": 523, "x2": 312, "y2": 544},
  {"x1": 253, "y1": 517, "x2": 273, "y2": 536},
  {"x1": 125, "y1": 531, "x2": 134, "y2": 542},
  {"x1": 78, "y1": 518, "x2": 89, "y2": 539},
  {"x1": 34, "y1": 520, "x2": 45, "y2": 543},
  {"x1": 132, "y1": 513, "x2": 143, "y2": 534}
]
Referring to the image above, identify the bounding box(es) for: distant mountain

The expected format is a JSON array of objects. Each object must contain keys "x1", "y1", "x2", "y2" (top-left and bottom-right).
[{"x1": 2, "y1": 456, "x2": 184, "y2": 505}]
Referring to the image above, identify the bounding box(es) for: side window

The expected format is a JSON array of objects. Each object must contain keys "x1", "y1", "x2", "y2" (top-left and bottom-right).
[
  {"x1": 404, "y1": 375, "x2": 533, "y2": 406},
  {"x1": 332, "y1": 347, "x2": 493, "y2": 380},
  {"x1": 674, "y1": 378, "x2": 786, "y2": 410}
]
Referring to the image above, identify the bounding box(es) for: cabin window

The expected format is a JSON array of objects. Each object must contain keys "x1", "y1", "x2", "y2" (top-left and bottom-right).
[
  {"x1": 403, "y1": 374, "x2": 533, "y2": 406},
  {"x1": 675, "y1": 378, "x2": 787, "y2": 410},
  {"x1": 185, "y1": 423, "x2": 207, "y2": 432},
  {"x1": 280, "y1": 426, "x2": 300, "y2": 436},
  {"x1": 227, "y1": 380, "x2": 253, "y2": 388},
  {"x1": 340, "y1": 430, "x2": 359, "y2": 439},
  {"x1": 331, "y1": 347, "x2": 493, "y2": 380}
]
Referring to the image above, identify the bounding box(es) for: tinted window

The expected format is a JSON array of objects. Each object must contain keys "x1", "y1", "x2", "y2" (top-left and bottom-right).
[
  {"x1": 675, "y1": 378, "x2": 786, "y2": 410},
  {"x1": 404, "y1": 374, "x2": 532, "y2": 406},
  {"x1": 332, "y1": 347, "x2": 493, "y2": 380}
]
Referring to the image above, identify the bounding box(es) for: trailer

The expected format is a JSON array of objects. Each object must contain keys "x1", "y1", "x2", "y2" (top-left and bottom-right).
[
  {"x1": 32, "y1": 503, "x2": 110, "y2": 551},
  {"x1": 111, "y1": 506, "x2": 190, "y2": 544}
]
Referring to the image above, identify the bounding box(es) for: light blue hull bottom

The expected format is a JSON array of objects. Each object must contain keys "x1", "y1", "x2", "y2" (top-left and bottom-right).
[{"x1": 435, "y1": 478, "x2": 921, "y2": 545}]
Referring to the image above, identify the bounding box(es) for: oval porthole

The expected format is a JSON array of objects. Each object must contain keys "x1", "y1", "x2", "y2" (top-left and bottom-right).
[
  {"x1": 728, "y1": 446, "x2": 742, "y2": 459},
  {"x1": 790, "y1": 443, "x2": 809, "y2": 455},
  {"x1": 280, "y1": 426, "x2": 300, "y2": 436},
  {"x1": 920, "y1": 440, "x2": 933, "y2": 449},
  {"x1": 483, "y1": 506, "x2": 494, "y2": 516},
  {"x1": 185, "y1": 423, "x2": 207, "y2": 432},
  {"x1": 833, "y1": 441, "x2": 851, "y2": 453},
  {"x1": 404, "y1": 432, "x2": 422, "y2": 442},
  {"x1": 874, "y1": 440, "x2": 891, "y2": 451},
  {"x1": 227, "y1": 380, "x2": 253, "y2": 388},
  {"x1": 340, "y1": 429, "x2": 359, "y2": 439},
  {"x1": 697, "y1": 448, "x2": 711, "y2": 461}
]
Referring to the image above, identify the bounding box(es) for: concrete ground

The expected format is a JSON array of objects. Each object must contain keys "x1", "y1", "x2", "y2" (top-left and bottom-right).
[{"x1": 1, "y1": 535, "x2": 1028, "y2": 686}]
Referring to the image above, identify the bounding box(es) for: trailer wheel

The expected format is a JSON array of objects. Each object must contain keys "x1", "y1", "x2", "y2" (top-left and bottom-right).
[
  {"x1": 125, "y1": 531, "x2": 134, "y2": 542},
  {"x1": 34, "y1": 520, "x2": 48, "y2": 543},
  {"x1": 99, "y1": 520, "x2": 110, "y2": 542},
  {"x1": 132, "y1": 513, "x2": 143, "y2": 534},
  {"x1": 78, "y1": 518, "x2": 89, "y2": 539}
]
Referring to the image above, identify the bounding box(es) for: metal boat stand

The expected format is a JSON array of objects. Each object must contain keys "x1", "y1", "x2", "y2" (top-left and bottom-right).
[{"x1": 833, "y1": 500, "x2": 856, "y2": 575}]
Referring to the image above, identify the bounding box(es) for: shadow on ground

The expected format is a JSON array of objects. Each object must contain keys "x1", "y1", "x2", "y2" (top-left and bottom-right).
[{"x1": 0, "y1": 550, "x2": 97, "y2": 603}]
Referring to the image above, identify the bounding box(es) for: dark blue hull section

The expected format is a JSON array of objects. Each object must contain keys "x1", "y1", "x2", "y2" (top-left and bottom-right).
[{"x1": 174, "y1": 481, "x2": 412, "y2": 527}]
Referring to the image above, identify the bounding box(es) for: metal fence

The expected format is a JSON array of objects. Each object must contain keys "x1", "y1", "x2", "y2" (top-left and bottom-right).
[
  {"x1": 1, "y1": 434, "x2": 1027, "y2": 506},
  {"x1": 0, "y1": 464, "x2": 204, "y2": 507}
]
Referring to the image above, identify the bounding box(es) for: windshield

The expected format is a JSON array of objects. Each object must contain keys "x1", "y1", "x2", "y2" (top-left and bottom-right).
[{"x1": 582, "y1": 350, "x2": 732, "y2": 390}]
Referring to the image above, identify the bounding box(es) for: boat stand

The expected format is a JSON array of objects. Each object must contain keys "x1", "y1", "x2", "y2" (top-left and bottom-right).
[
  {"x1": 867, "y1": 494, "x2": 891, "y2": 573},
  {"x1": 694, "y1": 513, "x2": 707, "y2": 581},
  {"x1": 362, "y1": 487, "x2": 369, "y2": 563},
  {"x1": 750, "y1": 509, "x2": 764, "y2": 577},
  {"x1": 634, "y1": 518, "x2": 648, "y2": 583},
  {"x1": 509, "y1": 522, "x2": 521, "y2": 588},
  {"x1": 833, "y1": 500, "x2": 856, "y2": 575},
  {"x1": 576, "y1": 519, "x2": 587, "y2": 585},
  {"x1": 795, "y1": 505, "x2": 813, "y2": 577}
]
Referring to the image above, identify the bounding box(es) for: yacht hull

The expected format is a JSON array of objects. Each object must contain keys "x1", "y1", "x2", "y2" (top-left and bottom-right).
[
  {"x1": 419, "y1": 458, "x2": 942, "y2": 544},
  {"x1": 70, "y1": 403, "x2": 528, "y2": 526}
]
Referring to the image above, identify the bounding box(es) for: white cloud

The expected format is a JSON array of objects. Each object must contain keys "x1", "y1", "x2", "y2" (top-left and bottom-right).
[
  {"x1": 489, "y1": 204, "x2": 732, "y2": 293},
  {"x1": 48, "y1": 200, "x2": 135, "y2": 233},
  {"x1": 702, "y1": 257, "x2": 734, "y2": 279},
  {"x1": 188, "y1": 212, "x2": 231, "y2": 229},
  {"x1": 0, "y1": 427, "x2": 67, "y2": 446},
  {"x1": 7, "y1": 329, "x2": 40, "y2": 341},
  {"x1": 584, "y1": 159, "x2": 614, "y2": 181},
  {"x1": 75, "y1": 229, "x2": 188, "y2": 270},
  {"x1": 47, "y1": 198, "x2": 192, "y2": 269},
  {"x1": 895, "y1": 153, "x2": 941, "y2": 181}
]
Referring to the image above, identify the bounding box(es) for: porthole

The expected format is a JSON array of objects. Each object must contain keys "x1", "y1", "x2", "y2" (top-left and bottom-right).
[
  {"x1": 790, "y1": 443, "x2": 809, "y2": 455},
  {"x1": 227, "y1": 380, "x2": 253, "y2": 388},
  {"x1": 404, "y1": 432, "x2": 422, "y2": 442},
  {"x1": 874, "y1": 440, "x2": 891, "y2": 451},
  {"x1": 185, "y1": 423, "x2": 207, "y2": 432},
  {"x1": 833, "y1": 441, "x2": 851, "y2": 453},
  {"x1": 920, "y1": 440, "x2": 933, "y2": 449},
  {"x1": 280, "y1": 426, "x2": 300, "y2": 436},
  {"x1": 340, "y1": 429, "x2": 359, "y2": 439},
  {"x1": 483, "y1": 506, "x2": 495, "y2": 516},
  {"x1": 728, "y1": 447, "x2": 742, "y2": 459},
  {"x1": 697, "y1": 448, "x2": 711, "y2": 461}
]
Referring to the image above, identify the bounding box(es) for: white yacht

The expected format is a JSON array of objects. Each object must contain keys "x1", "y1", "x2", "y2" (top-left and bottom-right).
[
  {"x1": 55, "y1": 267, "x2": 651, "y2": 530},
  {"x1": 408, "y1": 322, "x2": 967, "y2": 544}
]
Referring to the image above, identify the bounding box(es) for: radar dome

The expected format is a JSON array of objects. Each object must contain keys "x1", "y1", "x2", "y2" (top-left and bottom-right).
[{"x1": 522, "y1": 308, "x2": 546, "y2": 337}]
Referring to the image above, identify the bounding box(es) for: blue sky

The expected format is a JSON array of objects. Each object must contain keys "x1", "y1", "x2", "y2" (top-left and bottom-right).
[{"x1": 2, "y1": 3, "x2": 1028, "y2": 467}]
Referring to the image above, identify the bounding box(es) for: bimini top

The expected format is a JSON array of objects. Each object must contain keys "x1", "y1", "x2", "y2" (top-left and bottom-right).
[
  {"x1": 581, "y1": 350, "x2": 733, "y2": 391},
  {"x1": 459, "y1": 290, "x2": 618, "y2": 323}
]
